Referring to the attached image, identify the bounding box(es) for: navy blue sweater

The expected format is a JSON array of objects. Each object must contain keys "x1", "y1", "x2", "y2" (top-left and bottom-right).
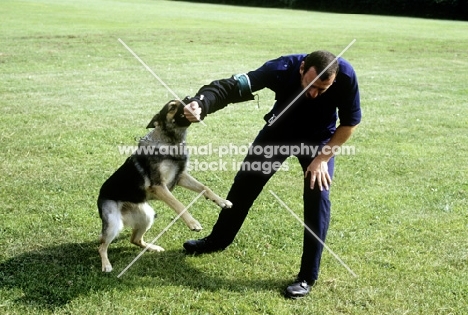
[{"x1": 192, "y1": 54, "x2": 361, "y2": 142}]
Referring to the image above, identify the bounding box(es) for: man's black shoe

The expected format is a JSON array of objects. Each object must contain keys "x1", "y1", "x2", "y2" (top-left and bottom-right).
[
  {"x1": 183, "y1": 237, "x2": 224, "y2": 254},
  {"x1": 284, "y1": 279, "x2": 315, "y2": 299}
]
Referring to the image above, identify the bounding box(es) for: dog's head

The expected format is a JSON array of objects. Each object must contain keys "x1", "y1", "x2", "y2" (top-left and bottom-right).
[{"x1": 146, "y1": 100, "x2": 191, "y2": 129}]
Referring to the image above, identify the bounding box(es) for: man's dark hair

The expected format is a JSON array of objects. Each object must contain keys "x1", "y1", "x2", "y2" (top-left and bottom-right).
[{"x1": 303, "y1": 50, "x2": 339, "y2": 81}]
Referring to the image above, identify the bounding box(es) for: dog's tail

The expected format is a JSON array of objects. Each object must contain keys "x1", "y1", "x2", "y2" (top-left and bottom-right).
[{"x1": 97, "y1": 197, "x2": 104, "y2": 219}]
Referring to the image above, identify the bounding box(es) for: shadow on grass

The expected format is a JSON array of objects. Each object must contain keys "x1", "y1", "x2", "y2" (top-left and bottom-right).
[{"x1": 0, "y1": 241, "x2": 287, "y2": 311}]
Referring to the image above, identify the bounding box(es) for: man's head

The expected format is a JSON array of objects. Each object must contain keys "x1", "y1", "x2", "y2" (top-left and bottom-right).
[{"x1": 300, "y1": 50, "x2": 338, "y2": 99}]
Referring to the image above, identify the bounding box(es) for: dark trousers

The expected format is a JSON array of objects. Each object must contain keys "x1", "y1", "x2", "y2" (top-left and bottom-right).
[{"x1": 209, "y1": 125, "x2": 335, "y2": 282}]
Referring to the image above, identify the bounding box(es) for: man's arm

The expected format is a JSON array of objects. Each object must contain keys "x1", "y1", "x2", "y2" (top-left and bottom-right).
[
  {"x1": 183, "y1": 55, "x2": 295, "y2": 122},
  {"x1": 306, "y1": 59, "x2": 362, "y2": 190},
  {"x1": 305, "y1": 125, "x2": 358, "y2": 191},
  {"x1": 183, "y1": 74, "x2": 255, "y2": 122}
]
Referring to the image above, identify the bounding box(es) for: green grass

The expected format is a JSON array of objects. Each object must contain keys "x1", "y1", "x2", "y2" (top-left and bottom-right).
[{"x1": 1, "y1": 0, "x2": 467, "y2": 313}]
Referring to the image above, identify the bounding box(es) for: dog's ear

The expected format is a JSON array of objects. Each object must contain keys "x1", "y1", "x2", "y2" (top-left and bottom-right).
[{"x1": 146, "y1": 114, "x2": 159, "y2": 128}]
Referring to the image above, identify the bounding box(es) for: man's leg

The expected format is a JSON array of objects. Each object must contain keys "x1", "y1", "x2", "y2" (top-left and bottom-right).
[
  {"x1": 208, "y1": 160, "x2": 279, "y2": 247},
  {"x1": 184, "y1": 127, "x2": 289, "y2": 252},
  {"x1": 298, "y1": 156, "x2": 335, "y2": 281},
  {"x1": 285, "y1": 155, "x2": 335, "y2": 298}
]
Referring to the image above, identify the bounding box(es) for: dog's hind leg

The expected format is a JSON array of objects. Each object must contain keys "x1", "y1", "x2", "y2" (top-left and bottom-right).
[
  {"x1": 98, "y1": 199, "x2": 124, "y2": 272},
  {"x1": 177, "y1": 172, "x2": 233, "y2": 209},
  {"x1": 150, "y1": 185, "x2": 203, "y2": 231},
  {"x1": 125, "y1": 202, "x2": 164, "y2": 252}
]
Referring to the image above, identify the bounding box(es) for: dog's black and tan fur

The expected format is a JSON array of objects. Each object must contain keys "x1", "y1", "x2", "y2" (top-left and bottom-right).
[{"x1": 97, "y1": 100, "x2": 232, "y2": 272}]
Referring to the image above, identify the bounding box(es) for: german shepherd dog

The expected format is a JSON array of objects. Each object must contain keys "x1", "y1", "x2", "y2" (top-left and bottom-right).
[{"x1": 97, "y1": 100, "x2": 232, "y2": 272}]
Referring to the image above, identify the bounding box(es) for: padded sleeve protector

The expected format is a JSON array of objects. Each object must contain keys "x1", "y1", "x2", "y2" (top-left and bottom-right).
[{"x1": 187, "y1": 74, "x2": 254, "y2": 119}]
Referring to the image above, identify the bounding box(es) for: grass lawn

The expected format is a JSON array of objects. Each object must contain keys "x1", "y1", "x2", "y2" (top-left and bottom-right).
[{"x1": 1, "y1": 0, "x2": 467, "y2": 314}]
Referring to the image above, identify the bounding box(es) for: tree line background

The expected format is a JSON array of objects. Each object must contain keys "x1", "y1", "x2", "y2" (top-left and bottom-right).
[{"x1": 172, "y1": 0, "x2": 467, "y2": 21}]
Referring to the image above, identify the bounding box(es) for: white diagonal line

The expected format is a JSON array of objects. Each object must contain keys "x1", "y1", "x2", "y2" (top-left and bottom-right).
[
  {"x1": 269, "y1": 190, "x2": 357, "y2": 277},
  {"x1": 117, "y1": 190, "x2": 206, "y2": 278},
  {"x1": 118, "y1": 38, "x2": 206, "y2": 126},
  {"x1": 268, "y1": 39, "x2": 356, "y2": 126}
]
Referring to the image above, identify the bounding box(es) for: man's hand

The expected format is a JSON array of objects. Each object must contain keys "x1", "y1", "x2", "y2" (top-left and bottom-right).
[
  {"x1": 304, "y1": 125, "x2": 358, "y2": 191},
  {"x1": 305, "y1": 157, "x2": 332, "y2": 191},
  {"x1": 183, "y1": 101, "x2": 202, "y2": 122}
]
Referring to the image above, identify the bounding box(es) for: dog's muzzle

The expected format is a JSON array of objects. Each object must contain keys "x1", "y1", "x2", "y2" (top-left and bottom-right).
[{"x1": 174, "y1": 113, "x2": 192, "y2": 127}]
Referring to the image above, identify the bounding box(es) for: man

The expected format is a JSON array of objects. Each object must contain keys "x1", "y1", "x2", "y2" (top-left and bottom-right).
[{"x1": 181, "y1": 50, "x2": 361, "y2": 298}]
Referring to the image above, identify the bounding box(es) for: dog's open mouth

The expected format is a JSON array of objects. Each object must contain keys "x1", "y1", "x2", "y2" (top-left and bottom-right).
[{"x1": 173, "y1": 112, "x2": 192, "y2": 127}]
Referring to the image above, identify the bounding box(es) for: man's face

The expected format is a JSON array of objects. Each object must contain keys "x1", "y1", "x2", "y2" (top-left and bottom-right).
[{"x1": 300, "y1": 62, "x2": 336, "y2": 99}]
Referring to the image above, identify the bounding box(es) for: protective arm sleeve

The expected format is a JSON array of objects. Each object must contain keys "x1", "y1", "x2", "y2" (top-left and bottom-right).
[{"x1": 187, "y1": 74, "x2": 254, "y2": 119}]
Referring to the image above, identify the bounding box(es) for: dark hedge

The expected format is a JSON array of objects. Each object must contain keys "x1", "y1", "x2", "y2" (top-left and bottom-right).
[{"x1": 172, "y1": 0, "x2": 467, "y2": 21}]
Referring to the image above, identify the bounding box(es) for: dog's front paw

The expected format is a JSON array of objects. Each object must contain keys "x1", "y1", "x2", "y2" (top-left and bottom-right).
[
  {"x1": 218, "y1": 199, "x2": 233, "y2": 209},
  {"x1": 188, "y1": 219, "x2": 203, "y2": 232}
]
